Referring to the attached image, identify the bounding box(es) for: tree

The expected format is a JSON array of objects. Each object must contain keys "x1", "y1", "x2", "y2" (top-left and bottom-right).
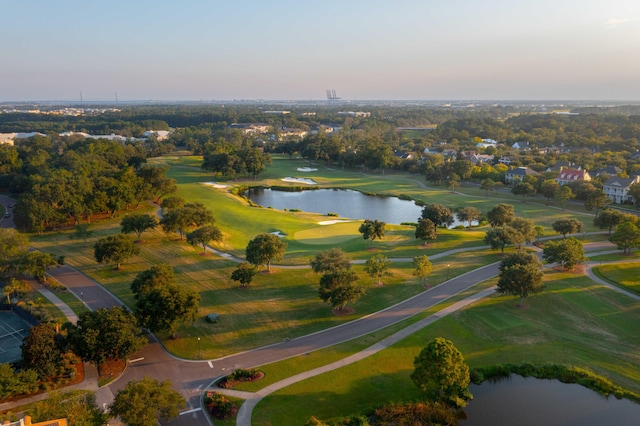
[
  {"x1": 137, "y1": 164, "x2": 177, "y2": 203},
  {"x1": 487, "y1": 203, "x2": 515, "y2": 228},
  {"x1": 15, "y1": 251, "x2": 57, "y2": 282},
  {"x1": 230, "y1": 262, "x2": 258, "y2": 287},
  {"x1": 310, "y1": 248, "x2": 351, "y2": 274},
  {"x1": 594, "y1": 209, "x2": 627, "y2": 235},
  {"x1": 421, "y1": 204, "x2": 454, "y2": 234},
  {"x1": 510, "y1": 217, "x2": 536, "y2": 248},
  {"x1": 542, "y1": 237, "x2": 586, "y2": 270},
  {"x1": 551, "y1": 217, "x2": 583, "y2": 238},
  {"x1": 415, "y1": 218, "x2": 437, "y2": 246},
  {"x1": 484, "y1": 226, "x2": 523, "y2": 254},
  {"x1": 456, "y1": 207, "x2": 480, "y2": 228},
  {"x1": 29, "y1": 390, "x2": 108, "y2": 425},
  {"x1": 0, "y1": 228, "x2": 29, "y2": 278},
  {"x1": 540, "y1": 179, "x2": 561, "y2": 202},
  {"x1": 93, "y1": 234, "x2": 139, "y2": 269},
  {"x1": 131, "y1": 263, "x2": 175, "y2": 296},
  {"x1": 609, "y1": 221, "x2": 640, "y2": 254},
  {"x1": 364, "y1": 253, "x2": 392, "y2": 285},
  {"x1": 496, "y1": 252, "x2": 544, "y2": 305},
  {"x1": 410, "y1": 337, "x2": 472, "y2": 408},
  {"x1": 318, "y1": 270, "x2": 364, "y2": 311},
  {"x1": 358, "y1": 219, "x2": 386, "y2": 248},
  {"x1": 135, "y1": 284, "x2": 200, "y2": 336},
  {"x1": 186, "y1": 225, "x2": 223, "y2": 254},
  {"x1": 584, "y1": 189, "x2": 610, "y2": 218},
  {"x1": 21, "y1": 323, "x2": 66, "y2": 380},
  {"x1": 245, "y1": 233, "x2": 287, "y2": 272},
  {"x1": 161, "y1": 196, "x2": 184, "y2": 211},
  {"x1": 109, "y1": 377, "x2": 185, "y2": 426},
  {"x1": 553, "y1": 185, "x2": 575, "y2": 210},
  {"x1": 121, "y1": 213, "x2": 158, "y2": 242},
  {"x1": 629, "y1": 182, "x2": 640, "y2": 206},
  {"x1": 534, "y1": 225, "x2": 545, "y2": 242},
  {"x1": 412, "y1": 255, "x2": 433, "y2": 286},
  {"x1": 446, "y1": 172, "x2": 460, "y2": 191},
  {"x1": 66, "y1": 307, "x2": 146, "y2": 372},
  {"x1": 480, "y1": 178, "x2": 497, "y2": 197},
  {"x1": 160, "y1": 202, "x2": 214, "y2": 240},
  {"x1": 69, "y1": 223, "x2": 93, "y2": 244},
  {"x1": 511, "y1": 181, "x2": 536, "y2": 201}
]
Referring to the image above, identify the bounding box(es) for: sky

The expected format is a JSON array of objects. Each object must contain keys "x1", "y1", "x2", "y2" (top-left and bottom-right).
[{"x1": 2, "y1": 0, "x2": 640, "y2": 101}]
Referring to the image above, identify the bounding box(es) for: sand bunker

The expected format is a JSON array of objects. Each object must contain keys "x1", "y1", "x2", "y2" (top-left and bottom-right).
[
  {"x1": 202, "y1": 182, "x2": 228, "y2": 189},
  {"x1": 270, "y1": 231, "x2": 286, "y2": 238},
  {"x1": 297, "y1": 167, "x2": 318, "y2": 172},
  {"x1": 317, "y1": 220, "x2": 355, "y2": 225},
  {"x1": 281, "y1": 177, "x2": 317, "y2": 185}
]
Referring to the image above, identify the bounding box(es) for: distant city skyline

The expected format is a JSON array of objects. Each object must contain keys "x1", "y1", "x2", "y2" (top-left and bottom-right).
[{"x1": 2, "y1": 0, "x2": 640, "y2": 102}]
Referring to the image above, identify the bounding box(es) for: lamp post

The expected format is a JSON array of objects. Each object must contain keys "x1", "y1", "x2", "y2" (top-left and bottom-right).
[
  {"x1": 446, "y1": 264, "x2": 450, "y2": 281},
  {"x1": 198, "y1": 337, "x2": 201, "y2": 360},
  {"x1": 80, "y1": 292, "x2": 84, "y2": 303}
]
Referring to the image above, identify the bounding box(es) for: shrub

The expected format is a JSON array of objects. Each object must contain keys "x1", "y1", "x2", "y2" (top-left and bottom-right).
[
  {"x1": 398, "y1": 194, "x2": 413, "y2": 201},
  {"x1": 229, "y1": 368, "x2": 257, "y2": 380},
  {"x1": 204, "y1": 391, "x2": 238, "y2": 420},
  {"x1": 327, "y1": 212, "x2": 339, "y2": 217}
]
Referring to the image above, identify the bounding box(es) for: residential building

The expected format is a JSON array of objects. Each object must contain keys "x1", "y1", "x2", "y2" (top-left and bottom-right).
[
  {"x1": 505, "y1": 166, "x2": 540, "y2": 184},
  {"x1": 593, "y1": 165, "x2": 623, "y2": 177},
  {"x1": 511, "y1": 141, "x2": 531, "y2": 150},
  {"x1": 469, "y1": 154, "x2": 494, "y2": 164},
  {"x1": 603, "y1": 176, "x2": 640, "y2": 204},
  {"x1": 229, "y1": 123, "x2": 271, "y2": 135},
  {"x1": 555, "y1": 169, "x2": 591, "y2": 186},
  {"x1": 498, "y1": 156, "x2": 517, "y2": 165}
]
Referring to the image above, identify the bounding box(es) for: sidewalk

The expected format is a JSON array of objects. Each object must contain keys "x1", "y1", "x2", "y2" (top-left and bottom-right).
[{"x1": 29, "y1": 279, "x2": 78, "y2": 324}]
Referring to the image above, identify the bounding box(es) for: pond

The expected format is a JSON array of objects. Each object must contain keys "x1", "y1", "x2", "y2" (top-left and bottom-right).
[
  {"x1": 461, "y1": 375, "x2": 640, "y2": 425},
  {"x1": 246, "y1": 188, "x2": 425, "y2": 224}
]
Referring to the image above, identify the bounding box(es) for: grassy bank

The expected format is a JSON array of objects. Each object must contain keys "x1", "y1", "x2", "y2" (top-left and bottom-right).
[{"x1": 253, "y1": 270, "x2": 640, "y2": 424}]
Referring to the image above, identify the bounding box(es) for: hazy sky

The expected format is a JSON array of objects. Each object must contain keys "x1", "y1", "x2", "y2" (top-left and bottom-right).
[{"x1": 2, "y1": 0, "x2": 640, "y2": 101}]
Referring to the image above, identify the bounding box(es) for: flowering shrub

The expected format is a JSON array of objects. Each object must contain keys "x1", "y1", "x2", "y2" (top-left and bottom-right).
[{"x1": 204, "y1": 391, "x2": 238, "y2": 420}]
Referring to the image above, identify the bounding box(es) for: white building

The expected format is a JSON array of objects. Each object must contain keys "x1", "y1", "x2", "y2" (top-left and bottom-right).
[{"x1": 603, "y1": 176, "x2": 640, "y2": 204}]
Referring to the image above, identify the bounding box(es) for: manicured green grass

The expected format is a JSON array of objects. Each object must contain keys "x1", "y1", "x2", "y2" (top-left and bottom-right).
[
  {"x1": 589, "y1": 252, "x2": 640, "y2": 262},
  {"x1": 52, "y1": 289, "x2": 91, "y2": 318},
  {"x1": 593, "y1": 263, "x2": 640, "y2": 296},
  {"x1": 26, "y1": 154, "x2": 606, "y2": 358},
  {"x1": 228, "y1": 279, "x2": 498, "y2": 393},
  {"x1": 253, "y1": 271, "x2": 640, "y2": 425}
]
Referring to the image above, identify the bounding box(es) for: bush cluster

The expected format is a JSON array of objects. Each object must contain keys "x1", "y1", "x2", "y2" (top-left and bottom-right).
[{"x1": 203, "y1": 391, "x2": 238, "y2": 420}]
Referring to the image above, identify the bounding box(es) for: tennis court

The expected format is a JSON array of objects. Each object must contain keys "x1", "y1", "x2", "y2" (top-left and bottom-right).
[{"x1": 0, "y1": 310, "x2": 32, "y2": 364}]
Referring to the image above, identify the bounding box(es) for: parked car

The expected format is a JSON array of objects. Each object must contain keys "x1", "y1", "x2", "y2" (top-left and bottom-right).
[{"x1": 3, "y1": 212, "x2": 9, "y2": 218}]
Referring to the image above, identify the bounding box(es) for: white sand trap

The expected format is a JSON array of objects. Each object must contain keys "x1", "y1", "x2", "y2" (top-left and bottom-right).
[
  {"x1": 281, "y1": 177, "x2": 317, "y2": 185},
  {"x1": 270, "y1": 231, "x2": 286, "y2": 238},
  {"x1": 202, "y1": 182, "x2": 228, "y2": 189},
  {"x1": 297, "y1": 167, "x2": 318, "y2": 172},
  {"x1": 318, "y1": 220, "x2": 355, "y2": 225}
]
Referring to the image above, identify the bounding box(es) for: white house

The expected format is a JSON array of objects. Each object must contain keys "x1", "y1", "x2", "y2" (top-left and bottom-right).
[{"x1": 603, "y1": 176, "x2": 640, "y2": 204}]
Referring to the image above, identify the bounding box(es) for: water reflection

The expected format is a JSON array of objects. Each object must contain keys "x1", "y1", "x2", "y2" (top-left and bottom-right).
[{"x1": 461, "y1": 375, "x2": 639, "y2": 425}]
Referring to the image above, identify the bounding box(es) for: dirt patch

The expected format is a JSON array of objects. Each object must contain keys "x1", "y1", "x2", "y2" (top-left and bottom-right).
[
  {"x1": 333, "y1": 306, "x2": 355, "y2": 316},
  {"x1": 98, "y1": 358, "x2": 126, "y2": 380}
]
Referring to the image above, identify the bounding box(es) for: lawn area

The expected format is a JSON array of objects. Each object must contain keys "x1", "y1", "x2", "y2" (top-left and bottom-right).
[
  {"x1": 593, "y1": 262, "x2": 640, "y2": 296},
  {"x1": 253, "y1": 270, "x2": 640, "y2": 425},
  {"x1": 26, "y1": 154, "x2": 606, "y2": 358},
  {"x1": 29, "y1": 205, "x2": 503, "y2": 358}
]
